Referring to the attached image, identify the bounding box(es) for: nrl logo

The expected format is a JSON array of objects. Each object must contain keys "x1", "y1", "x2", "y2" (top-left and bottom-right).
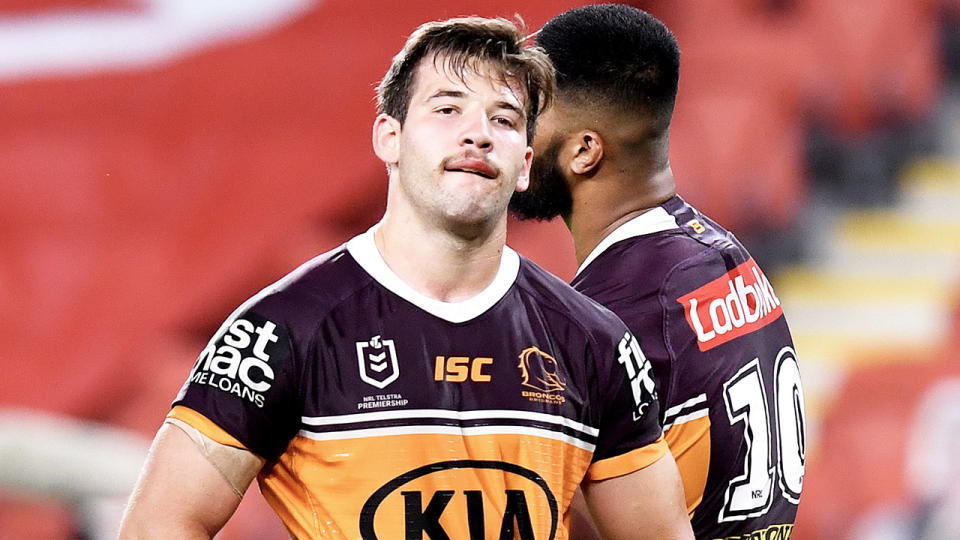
[
  {"x1": 356, "y1": 335, "x2": 399, "y2": 389},
  {"x1": 517, "y1": 346, "x2": 566, "y2": 393}
]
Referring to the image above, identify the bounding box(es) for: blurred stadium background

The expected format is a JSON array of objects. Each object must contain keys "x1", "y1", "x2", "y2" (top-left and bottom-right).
[{"x1": 2, "y1": 0, "x2": 959, "y2": 538}]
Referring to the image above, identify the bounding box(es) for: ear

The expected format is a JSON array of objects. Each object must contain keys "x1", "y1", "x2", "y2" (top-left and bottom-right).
[
  {"x1": 569, "y1": 130, "x2": 604, "y2": 175},
  {"x1": 372, "y1": 113, "x2": 401, "y2": 166},
  {"x1": 514, "y1": 146, "x2": 534, "y2": 193}
]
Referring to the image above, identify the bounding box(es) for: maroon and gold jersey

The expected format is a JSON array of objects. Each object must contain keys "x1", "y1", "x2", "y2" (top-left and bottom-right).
[
  {"x1": 170, "y1": 227, "x2": 666, "y2": 539},
  {"x1": 572, "y1": 196, "x2": 805, "y2": 540}
]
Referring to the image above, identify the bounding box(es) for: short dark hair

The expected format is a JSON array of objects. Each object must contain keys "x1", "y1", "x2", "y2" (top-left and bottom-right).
[
  {"x1": 535, "y1": 4, "x2": 679, "y2": 125},
  {"x1": 377, "y1": 16, "x2": 555, "y2": 142}
]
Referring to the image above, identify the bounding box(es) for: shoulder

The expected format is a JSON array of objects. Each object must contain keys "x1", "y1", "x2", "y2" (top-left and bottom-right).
[
  {"x1": 621, "y1": 199, "x2": 754, "y2": 291},
  {"x1": 514, "y1": 255, "x2": 628, "y2": 339},
  {"x1": 655, "y1": 207, "x2": 748, "y2": 276},
  {"x1": 657, "y1": 202, "x2": 757, "y2": 298},
  {"x1": 573, "y1": 197, "x2": 749, "y2": 294},
  {"x1": 663, "y1": 196, "x2": 750, "y2": 264},
  {"x1": 220, "y1": 242, "x2": 373, "y2": 337}
]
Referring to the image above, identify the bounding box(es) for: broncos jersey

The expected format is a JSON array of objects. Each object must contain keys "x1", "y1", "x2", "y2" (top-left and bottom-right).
[
  {"x1": 170, "y1": 226, "x2": 666, "y2": 540},
  {"x1": 572, "y1": 196, "x2": 805, "y2": 540}
]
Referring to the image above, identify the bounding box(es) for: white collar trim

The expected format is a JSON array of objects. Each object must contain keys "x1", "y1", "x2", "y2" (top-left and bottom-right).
[
  {"x1": 346, "y1": 225, "x2": 520, "y2": 323},
  {"x1": 576, "y1": 207, "x2": 679, "y2": 276}
]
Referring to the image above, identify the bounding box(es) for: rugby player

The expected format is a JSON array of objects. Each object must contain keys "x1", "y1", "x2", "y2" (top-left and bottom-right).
[
  {"x1": 511, "y1": 5, "x2": 806, "y2": 539},
  {"x1": 119, "y1": 15, "x2": 693, "y2": 539}
]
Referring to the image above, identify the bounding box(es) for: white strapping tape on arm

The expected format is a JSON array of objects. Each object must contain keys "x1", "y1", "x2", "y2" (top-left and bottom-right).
[{"x1": 164, "y1": 417, "x2": 265, "y2": 499}]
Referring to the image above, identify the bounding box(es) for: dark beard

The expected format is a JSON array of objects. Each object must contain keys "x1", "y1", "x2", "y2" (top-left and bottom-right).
[{"x1": 509, "y1": 137, "x2": 572, "y2": 221}]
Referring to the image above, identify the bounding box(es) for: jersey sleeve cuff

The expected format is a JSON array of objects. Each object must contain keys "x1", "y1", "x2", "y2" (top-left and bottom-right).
[
  {"x1": 167, "y1": 405, "x2": 250, "y2": 451},
  {"x1": 585, "y1": 436, "x2": 668, "y2": 482}
]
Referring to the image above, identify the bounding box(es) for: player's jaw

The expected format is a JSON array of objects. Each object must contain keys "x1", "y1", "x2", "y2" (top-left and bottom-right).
[
  {"x1": 431, "y1": 153, "x2": 517, "y2": 230},
  {"x1": 509, "y1": 135, "x2": 572, "y2": 221}
]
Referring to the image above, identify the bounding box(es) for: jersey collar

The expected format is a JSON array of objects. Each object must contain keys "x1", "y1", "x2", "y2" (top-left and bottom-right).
[
  {"x1": 346, "y1": 225, "x2": 520, "y2": 323},
  {"x1": 576, "y1": 206, "x2": 679, "y2": 277}
]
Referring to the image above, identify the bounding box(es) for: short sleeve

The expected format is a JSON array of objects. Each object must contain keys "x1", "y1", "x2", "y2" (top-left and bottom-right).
[
  {"x1": 586, "y1": 326, "x2": 666, "y2": 481},
  {"x1": 172, "y1": 307, "x2": 302, "y2": 461}
]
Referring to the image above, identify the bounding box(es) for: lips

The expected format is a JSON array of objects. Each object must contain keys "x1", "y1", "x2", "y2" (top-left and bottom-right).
[{"x1": 444, "y1": 157, "x2": 498, "y2": 179}]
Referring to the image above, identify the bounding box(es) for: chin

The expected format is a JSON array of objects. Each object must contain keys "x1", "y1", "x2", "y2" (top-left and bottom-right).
[{"x1": 441, "y1": 207, "x2": 503, "y2": 236}]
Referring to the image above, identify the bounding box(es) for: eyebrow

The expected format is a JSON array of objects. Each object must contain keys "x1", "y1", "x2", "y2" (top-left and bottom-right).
[
  {"x1": 427, "y1": 89, "x2": 466, "y2": 101},
  {"x1": 494, "y1": 99, "x2": 524, "y2": 118},
  {"x1": 427, "y1": 89, "x2": 525, "y2": 117}
]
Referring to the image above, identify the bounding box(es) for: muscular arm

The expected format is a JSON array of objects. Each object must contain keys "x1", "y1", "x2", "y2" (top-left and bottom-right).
[
  {"x1": 568, "y1": 487, "x2": 603, "y2": 540},
  {"x1": 118, "y1": 422, "x2": 263, "y2": 539},
  {"x1": 581, "y1": 451, "x2": 694, "y2": 539}
]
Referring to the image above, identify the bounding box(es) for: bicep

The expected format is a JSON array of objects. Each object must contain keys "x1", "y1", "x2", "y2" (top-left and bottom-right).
[
  {"x1": 119, "y1": 423, "x2": 260, "y2": 539},
  {"x1": 663, "y1": 415, "x2": 711, "y2": 516},
  {"x1": 568, "y1": 487, "x2": 602, "y2": 540},
  {"x1": 582, "y1": 452, "x2": 694, "y2": 540}
]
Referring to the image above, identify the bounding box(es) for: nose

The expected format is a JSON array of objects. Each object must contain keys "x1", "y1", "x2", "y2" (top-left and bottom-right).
[{"x1": 459, "y1": 109, "x2": 493, "y2": 151}]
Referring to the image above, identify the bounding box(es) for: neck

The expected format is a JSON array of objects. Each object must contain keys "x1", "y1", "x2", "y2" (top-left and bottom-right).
[
  {"x1": 375, "y1": 208, "x2": 507, "y2": 303},
  {"x1": 566, "y1": 163, "x2": 676, "y2": 266}
]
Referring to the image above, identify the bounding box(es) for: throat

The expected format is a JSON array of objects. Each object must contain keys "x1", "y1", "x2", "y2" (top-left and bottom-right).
[{"x1": 374, "y1": 222, "x2": 505, "y2": 302}]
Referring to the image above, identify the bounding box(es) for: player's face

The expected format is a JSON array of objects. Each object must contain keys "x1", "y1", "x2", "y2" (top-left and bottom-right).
[
  {"x1": 509, "y1": 105, "x2": 573, "y2": 220},
  {"x1": 392, "y1": 56, "x2": 533, "y2": 231}
]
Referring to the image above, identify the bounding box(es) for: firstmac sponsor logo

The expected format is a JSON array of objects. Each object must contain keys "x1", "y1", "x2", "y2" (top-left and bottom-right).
[
  {"x1": 190, "y1": 313, "x2": 288, "y2": 407},
  {"x1": 678, "y1": 259, "x2": 782, "y2": 351}
]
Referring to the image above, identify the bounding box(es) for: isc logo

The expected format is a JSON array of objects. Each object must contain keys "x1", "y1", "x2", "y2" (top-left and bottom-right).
[{"x1": 434, "y1": 356, "x2": 492, "y2": 382}]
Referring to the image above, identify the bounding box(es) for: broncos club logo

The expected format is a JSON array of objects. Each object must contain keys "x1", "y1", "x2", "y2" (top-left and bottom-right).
[{"x1": 517, "y1": 347, "x2": 566, "y2": 393}]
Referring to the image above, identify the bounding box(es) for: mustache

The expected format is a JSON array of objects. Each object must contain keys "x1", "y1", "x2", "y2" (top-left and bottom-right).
[{"x1": 440, "y1": 153, "x2": 500, "y2": 179}]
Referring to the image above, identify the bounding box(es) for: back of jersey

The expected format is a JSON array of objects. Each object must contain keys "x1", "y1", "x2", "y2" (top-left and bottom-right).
[
  {"x1": 573, "y1": 197, "x2": 805, "y2": 539},
  {"x1": 667, "y1": 246, "x2": 803, "y2": 538}
]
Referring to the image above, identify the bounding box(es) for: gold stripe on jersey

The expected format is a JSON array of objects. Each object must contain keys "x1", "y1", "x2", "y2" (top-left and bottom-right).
[
  {"x1": 258, "y1": 432, "x2": 595, "y2": 539},
  {"x1": 168, "y1": 405, "x2": 248, "y2": 450},
  {"x1": 584, "y1": 435, "x2": 668, "y2": 481},
  {"x1": 664, "y1": 414, "x2": 711, "y2": 516},
  {"x1": 171, "y1": 406, "x2": 665, "y2": 538}
]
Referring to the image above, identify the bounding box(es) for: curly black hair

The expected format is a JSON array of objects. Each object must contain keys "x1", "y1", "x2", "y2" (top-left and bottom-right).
[{"x1": 536, "y1": 4, "x2": 679, "y2": 124}]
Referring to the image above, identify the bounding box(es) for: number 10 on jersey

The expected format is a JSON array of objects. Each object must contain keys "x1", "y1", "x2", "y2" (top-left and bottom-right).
[{"x1": 720, "y1": 346, "x2": 805, "y2": 522}]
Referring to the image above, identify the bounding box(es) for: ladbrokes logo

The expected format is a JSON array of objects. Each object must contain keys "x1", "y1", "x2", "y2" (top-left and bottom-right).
[
  {"x1": 360, "y1": 460, "x2": 558, "y2": 540},
  {"x1": 518, "y1": 347, "x2": 566, "y2": 405},
  {"x1": 678, "y1": 258, "x2": 783, "y2": 351},
  {"x1": 190, "y1": 313, "x2": 288, "y2": 408}
]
